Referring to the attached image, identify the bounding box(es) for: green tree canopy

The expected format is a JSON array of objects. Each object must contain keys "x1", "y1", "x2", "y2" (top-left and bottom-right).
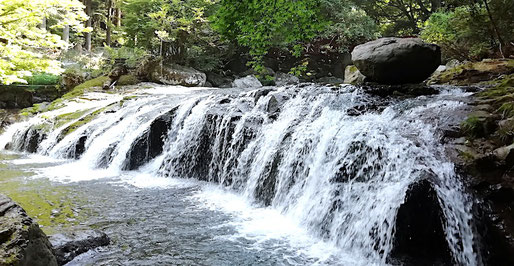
[{"x1": 0, "y1": 0, "x2": 88, "y2": 84}]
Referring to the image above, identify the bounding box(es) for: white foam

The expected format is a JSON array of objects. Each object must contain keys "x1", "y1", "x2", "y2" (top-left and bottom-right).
[{"x1": 191, "y1": 185, "x2": 373, "y2": 265}]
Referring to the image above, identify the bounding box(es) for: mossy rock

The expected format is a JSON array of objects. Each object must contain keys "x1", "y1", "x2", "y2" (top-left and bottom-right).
[
  {"x1": 117, "y1": 75, "x2": 140, "y2": 86},
  {"x1": 432, "y1": 59, "x2": 514, "y2": 85}
]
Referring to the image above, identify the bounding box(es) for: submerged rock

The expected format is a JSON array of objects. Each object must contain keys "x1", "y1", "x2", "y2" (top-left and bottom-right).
[
  {"x1": 49, "y1": 230, "x2": 110, "y2": 265},
  {"x1": 352, "y1": 37, "x2": 441, "y2": 84},
  {"x1": 232, "y1": 75, "x2": 262, "y2": 88},
  {"x1": 0, "y1": 194, "x2": 58, "y2": 266},
  {"x1": 150, "y1": 63, "x2": 206, "y2": 87}
]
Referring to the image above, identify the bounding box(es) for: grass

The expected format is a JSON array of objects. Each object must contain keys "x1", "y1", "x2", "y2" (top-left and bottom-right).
[
  {"x1": 58, "y1": 105, "x2": 112, "y2": 138},
  {"x1": 497, "y1": 102, "x2": 514, "y2": 118},
  {"x1": 461, "y1": 116, "x2": 484, "y2": 138},
  {"x1": 24, "y1": 73, "x2": 61, "y2": 85},
  {"x1": 45, "y1": 76, "x2": 110, "y2": 112}
]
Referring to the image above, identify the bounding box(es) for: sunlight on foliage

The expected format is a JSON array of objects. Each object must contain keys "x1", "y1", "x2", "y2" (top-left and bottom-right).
[{"x1": 0, "y1": 0, "x2": 88, "y2": 85}]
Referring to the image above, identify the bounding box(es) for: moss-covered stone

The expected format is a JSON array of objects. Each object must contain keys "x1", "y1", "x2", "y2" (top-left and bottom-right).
[
  {"x1": 117, "y1": 75, "x2": 140, "y2": 86},
  {"x1": 431, "y1": 59, "x2": 514, "y2": 85},
  {"x1": 58, "y1": 106, "x2": 109, "y2": 138},
  {"x1": 0, "y1": 154, "x2": 86, "y2": 235}
]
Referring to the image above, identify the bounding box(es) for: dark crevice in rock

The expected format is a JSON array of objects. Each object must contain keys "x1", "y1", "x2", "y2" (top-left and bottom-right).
[
  {"x1": 389, "y1": 179, "x2": 453, "y2": 266},
  {"x1": 124, "y1": 109, "x2": 176, "y2": 170}
]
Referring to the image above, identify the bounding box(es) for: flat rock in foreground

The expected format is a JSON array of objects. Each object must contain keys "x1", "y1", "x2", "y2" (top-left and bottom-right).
[{"x1": 0, "y1": 194, "x2": 58, "y2": 266}]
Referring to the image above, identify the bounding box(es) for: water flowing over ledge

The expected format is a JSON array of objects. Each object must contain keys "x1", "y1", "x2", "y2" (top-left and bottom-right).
[{"x1": 0, "y1": 84, "x2": 479, "y2": 265}]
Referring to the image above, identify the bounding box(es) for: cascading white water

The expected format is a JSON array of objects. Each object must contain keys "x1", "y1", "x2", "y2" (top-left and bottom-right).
[{"x1": 0, "y1": 84, "x2": 479, "y2": 265}]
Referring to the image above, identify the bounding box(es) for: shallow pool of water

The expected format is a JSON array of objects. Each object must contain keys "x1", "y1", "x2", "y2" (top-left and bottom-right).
[{"x1": 0, "y1": 151, "x2": 354, "y2": 266}]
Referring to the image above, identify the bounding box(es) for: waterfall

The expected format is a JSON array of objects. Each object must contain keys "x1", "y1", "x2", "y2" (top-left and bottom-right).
[{"x1": 0, "y1": 84, "x2": 479, "y2": 265}]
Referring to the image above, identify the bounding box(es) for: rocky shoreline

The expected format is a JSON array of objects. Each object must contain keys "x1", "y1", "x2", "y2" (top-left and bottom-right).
[
  {"x1": 0, "y1": 194, "x2": 110, "y2": 266},
  {"x1": 433, "y1": 59, "x2": 514, "y2": 265}
]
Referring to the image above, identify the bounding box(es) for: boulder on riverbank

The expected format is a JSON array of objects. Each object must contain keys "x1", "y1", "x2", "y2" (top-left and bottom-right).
[
  {"x1": 149, "y1": 63, "x2": 206, "y2": 87},
  {"x1": 0, "y1": 194, "x2": 58, "y2": 266},
  {"x1": 351, "y1": 38, "x2": 441, "y2": 84},
  {"x1": 232, "y1": 75, "x2": 262, "y2": 88}
]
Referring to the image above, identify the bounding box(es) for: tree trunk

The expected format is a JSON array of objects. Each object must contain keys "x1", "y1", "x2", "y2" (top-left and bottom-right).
[
  {"x1": 483, "y1": 0, "x2": 505, "y2": 58},
  {"x1": 106, "y1": 0, "x2": 112, "y2": 46},
  {"x1": 116, "y1": 8, "x2": 122, "y2": 27},
  {"x1": 84, "y1": 0, "x2": 92, "y2": 52},
  {"x1": 39, "y1": 17, "x2": 46, "y2": 30},
  {"x1": 62, "y1": 25, "x2": 70, "y2": 45}
]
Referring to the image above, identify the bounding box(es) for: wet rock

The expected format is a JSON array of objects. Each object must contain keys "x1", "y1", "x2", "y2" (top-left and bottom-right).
[
  {"x1": 493, "y1": 144, "x2": 514, "y2": 168},
  {"x1": 0, "y1": 110, "x2": 21, "y2": 131},
  {"x1": 265, "y1": 92, "x2": 289, "y2": 115},
  {"x1": 61, "y1": 71, "x2": 85, "y2": 91},
  {"x1": 360, "y1": 84, "x2": 439, "y2": 97},
  {"x1": 352, "y1": 38, "x2": 441, "y2": 84},
  {"x1": 316, "y1": 76, "x2": 344, "y2": 85},
  {"x1": 249, "y1": 88, "x2": 274, "y2": 103},
  {"x1": 49, "y1": 230, "x2": 110, "y2": 265},
  {"x1": 206, "y1": 72, "x2": 233, "y2": 88},
  {"x1": 0, "y1": 86, "x2": 33, "y2": 109},
  {"x1": 0, "y1": 194, "x2": 58, "y2": 266},
  {"x1": 275, "y1": 72, "x2": 299, "y2": 86},
  {"x1": 150, "y1": 63, "x2": 206, "y2": 87},
  {"x1": 232, "y1": 75, "x2": 262, "y2": 88},
  {"x1": 344, "y1": 65, "x2": 366, "y2": 85},
  {"x1": 474, "y1": 183, "x2": 514, "y2": 266},
  {"x1": 103, "y1": 65, "x2": 128, "y2": 90},
  {"x1": 124, "y1": 110, "x2": 174, "y2": 170},
  {"x1": 390, "y1": 179, "x2": 453, "y2": 265}
]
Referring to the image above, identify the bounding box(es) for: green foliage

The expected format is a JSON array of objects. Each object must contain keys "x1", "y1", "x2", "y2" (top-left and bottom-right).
[
  {"x1": 213, "y1": 0, "x2": 326, "y2": 72},
  {"x1": 122, "y1": 0, "x2": 223, "y2": 71},
  {"x1": 24, "y1": 73, "x2": 61, "y2": 85},
  {"x1": 498, "y1": 103, "x2": 514, "y2": 118},
  {"x1": 421, "y1": 2, "x2": 514, "y2": 60},
  {"x1": 0, "y1": 0, "x2": 88, "y2": 84},
  {"x1": 353, "y1": 0, "x2": 440, "y2": 36},
  {"x1": 462, "y1": 116, "x2": 484, "y2": 139},
  {"x1": 105, "y1": 46, "x2": 149, "y2": 69},
  {"x1": 319, "y1": 0, "x2": 378, "y2": 53}
]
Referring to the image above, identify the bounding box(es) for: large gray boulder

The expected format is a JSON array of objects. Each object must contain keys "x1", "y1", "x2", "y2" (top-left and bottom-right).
[
  {"x1": 232, "y1": 75, "x2": 262, "y2": 88},
  {"x1": 351, "y1": 38, "x2": 441, "y2": 84},
  {"x1": 150, "y1": 63, "x2": 206, "y2": 87},
  {"x1": 0, "y1": 194, "x2": 58, "y2": 266}
]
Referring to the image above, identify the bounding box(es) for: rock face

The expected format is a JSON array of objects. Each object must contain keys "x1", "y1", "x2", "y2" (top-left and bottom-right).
[
  {"x1": 390, "y1": 179, "x2": 452, "y2": 265},
  {"x1": 49, "y1": 230, "x2": 110, "y2": 265},
  {"x1": 150, "y1": 63, "x2": 206, "y2": 87},
  {"x1": 0, "y1": 87, "x2": 33, "y2": 109},
  {"x1": 275, "y1": 72, "x2": 299, "y2": 86},
  {"x1": 232, "y1": 75, "x2": 262, "y2": 88},
  {"x1": 0, "y1": 194, "x2": 58, "y2": 266},
  {"x1": 351, "y1": 37, "x2": 441, "y2": 84},
  {"x1": 344, "y1": 65, "x2": 366, "y2": 84}
]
